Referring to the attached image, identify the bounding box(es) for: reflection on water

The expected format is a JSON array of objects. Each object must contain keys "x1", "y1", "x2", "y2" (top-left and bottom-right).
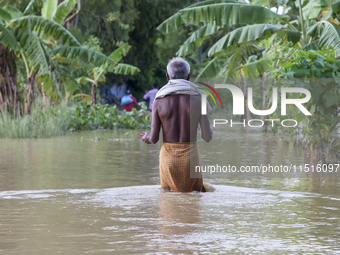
[{"x1": 0, "y1": 129, "x2": 340, "y2": 254}]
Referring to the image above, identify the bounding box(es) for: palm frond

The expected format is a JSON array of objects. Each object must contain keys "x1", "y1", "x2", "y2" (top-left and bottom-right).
[
  {"x1": 177, "y1": 22, "x2": 222, "y2": 56},
  {"x1": 307, "y1": 20, "x2": 340, "y2": 56},
  {"x1": 157, "y1": 3, "x2": 287, "y2": 34},
  {"x1": 208, "y1": 24, "x2": 284, "y2": 56},
  {"x1": 50, "y1": 46, "x2": 114, "y2": 66},
  {"x1": 10, "y1": 15, "x2": 81, "y2": 46},
  {"x1": 22, "y1": 31, "x2": 51, "y2": 75}
]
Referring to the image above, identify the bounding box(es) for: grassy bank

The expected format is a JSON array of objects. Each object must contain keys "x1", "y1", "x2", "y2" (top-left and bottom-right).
[{"x1": 0, "y1": 103, "x2": 70, "y2": 139}]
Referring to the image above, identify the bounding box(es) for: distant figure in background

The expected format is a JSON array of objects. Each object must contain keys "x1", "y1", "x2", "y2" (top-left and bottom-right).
[
  {"x1": 143, "y1": 83, "x2": 159, "y2": 112},
  {"x1": 123, "y1": 90, "x2": 140, "y2": 112}
]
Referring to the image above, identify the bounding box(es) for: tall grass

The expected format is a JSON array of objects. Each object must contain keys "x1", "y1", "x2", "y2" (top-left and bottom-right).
[{"x1": 0, "y1": 102, "x2": 70, "y2": 139}]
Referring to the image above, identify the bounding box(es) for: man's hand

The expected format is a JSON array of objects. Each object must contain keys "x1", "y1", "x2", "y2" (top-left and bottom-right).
[
  {"x1": 145, "y1": 90, "x2": 148, "y2": 94},
  {"x1": 142, "y1": 131, "x2": 151, "y2": 144}
]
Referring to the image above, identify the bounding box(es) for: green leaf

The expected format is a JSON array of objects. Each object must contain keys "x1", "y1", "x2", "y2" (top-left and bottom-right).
[
  {"x1": 76, "y1": 76, "x2": 94, "y2": 85},
  {"x1": 302, "y1": 0, "x2": 328, "y2": 20},
  {"x1": 0, "y1": 23, "x2": 21, "y2": 51},
  {"x1": 157, "y1": 3, "x2": 287, "y2": 34},
  {"x1": 41, "y1": 0, "x2": 58, "y2": 19},
  {"x1": 239, "y1": 57, "x2": 273, "y2": 78},
  {"x1": 331, "y1": 1, "x2": 340, "y2": 20},
  {"x1": 186, "y1": 0, "x2": 239, "y2": 8},
  {"x1": 301, "y1": 39, "x2": 320, "y2": 51},
  {"x1": 51, "y1": 0, "x2": 78, "y2": 24},
  {"x1": 248, "y1": 0, "x2": 277, "y2": 8},
  {"x1": 307, "y1": 20, "x2": 340, "y2": 57},
  {"x1": 208, "y1": 24, "x2": 284, "y2": 56},
  {"x1": 114, "y1": 64, "x2": 140, "y2": 75},
  {"x1": 10, "y1": 15, "x2": 81, "y2": 46},
  {"x1": 0, "y1": 8, "x2": 12, "y2": 23},
  {"x1": 3, "y1": 5, "x2": 23, "y2": 19},
  {"x1": 177, "y1": 22, "x2": 221, "y2": 56},
  {"x1": 20, "y1": 31, "x2": 51, "y2": 75},
  {"x1": 50, "y1": 46, "x2": 114, "y2": 66},
  {"x1": 196, "y1": 57, "x2": 223, "y2": 79},
  {"x1": 108, "y1": 43, "x2": 131, "y2": 62}
]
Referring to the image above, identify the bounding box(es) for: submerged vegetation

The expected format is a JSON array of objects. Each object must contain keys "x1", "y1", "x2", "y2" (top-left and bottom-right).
[
  {"x1": 0, "y1": 102, "x2": 150, "y2": 138},
  {"x1": 68, "y1": 103, "x2": 150, "y2": 131}
]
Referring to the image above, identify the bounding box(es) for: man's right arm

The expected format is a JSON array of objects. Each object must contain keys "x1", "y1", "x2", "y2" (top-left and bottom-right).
[{"x1": 142, "y1": 100, "x2": 161, "y2": 144}]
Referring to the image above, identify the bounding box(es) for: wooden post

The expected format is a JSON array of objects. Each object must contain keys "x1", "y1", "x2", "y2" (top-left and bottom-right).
[{"x1": 91, "y1": 83, "x2": 97, "y2": 105}]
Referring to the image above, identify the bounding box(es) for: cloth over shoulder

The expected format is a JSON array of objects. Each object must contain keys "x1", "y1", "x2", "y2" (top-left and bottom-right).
[{"x1": 155, "y1": 79, "x2": 212, "y2": 113}]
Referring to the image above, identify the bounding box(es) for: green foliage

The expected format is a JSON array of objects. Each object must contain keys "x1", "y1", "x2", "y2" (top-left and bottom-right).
[
  {"x1": 157, "y1": 2, "x2": 287, "y2": 34},
  {"x1": 276, "y1": 48, "x2": 340, "y2": 152},
  {"x1": 50, "y1": 46, "x2": 114, "y2": 66},
  {"x1": 307, "y1": 21, "x2": 340, "y2": 57},
  {"x1": 10, "y1": 15, "x2": 81, "y2": 46},
  {"x1": 51, "y1": 0, "x2": 77, "y2": 24},
  {"x1": 68, "y1": 104, "x2": 150, "y2": 130},
  {"x1": 41, "y1": 0, "x2": 57, "y2": 20}
]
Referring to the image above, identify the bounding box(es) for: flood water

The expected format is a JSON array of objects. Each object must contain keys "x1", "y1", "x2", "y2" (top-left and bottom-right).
[{"x1": 1, "y1": 129, "x2": 340, "y2": 254}]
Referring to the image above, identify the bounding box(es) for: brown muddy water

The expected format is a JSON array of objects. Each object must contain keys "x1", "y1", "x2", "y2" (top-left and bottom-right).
[{"x1": 0, "y1": 129, "x2": 340, "y2": 254}]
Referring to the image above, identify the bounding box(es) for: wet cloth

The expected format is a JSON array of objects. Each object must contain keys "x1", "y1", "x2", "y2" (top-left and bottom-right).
[
  {"x1": 155, "y1": 79, "x2": 212, "y2": 113},
  {"x1": 160, "y1": 142, "x2": 204, "y2": 192}
]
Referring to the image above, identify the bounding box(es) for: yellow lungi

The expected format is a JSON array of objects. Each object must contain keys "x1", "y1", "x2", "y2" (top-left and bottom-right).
[{"x1": 159, "y1": 142, "x2": 204, "y2": 192}]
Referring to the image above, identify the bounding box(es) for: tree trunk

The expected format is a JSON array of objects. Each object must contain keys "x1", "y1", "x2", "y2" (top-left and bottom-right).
[
  {"x1": 38, "y1": 81, "x2": 49, "y2": 107},
  {"x1": 0, "y1": 43, "x2": 20, "y2": 112},
  {"x1": 262, "y1": 72, "x2": 269, "y2": 132},
  {"x1": 91, "y1": 83, "x2": 97, "y2": 105},
  {"x1": 25, "y1": 76, "x2": 33, "y2": 115}
]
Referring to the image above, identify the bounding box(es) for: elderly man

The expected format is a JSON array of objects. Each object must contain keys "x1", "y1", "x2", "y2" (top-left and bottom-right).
[{"x1": 142, "y1": 57, "x2": 212, "y2": 192}]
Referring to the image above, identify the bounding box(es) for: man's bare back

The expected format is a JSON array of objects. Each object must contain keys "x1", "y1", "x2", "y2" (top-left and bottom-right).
[{"x1": 144, "y1": 94, "x2": 212, "y2": 144}]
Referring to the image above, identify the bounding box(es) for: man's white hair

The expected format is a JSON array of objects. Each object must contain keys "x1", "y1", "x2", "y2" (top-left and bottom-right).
[{"x1": 166, "y1": 57, "x2": 190, "y2": 79}]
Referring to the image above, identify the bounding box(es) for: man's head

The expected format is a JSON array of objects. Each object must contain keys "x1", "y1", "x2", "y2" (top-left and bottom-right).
[
  {"x1": 126, "y1": 89, "x2": 131, "y2": 95},
  {"x1": 153, "y1": 83, "x2": 158, "y2": 89},
  {"x1": 166, "y1": 57, "x2": 190, "y2": 81}
]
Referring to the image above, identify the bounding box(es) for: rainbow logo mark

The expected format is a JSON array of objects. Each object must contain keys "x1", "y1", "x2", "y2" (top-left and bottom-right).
[{"x1": 197, "y1": 82, "x2": 223, "y2": 106}]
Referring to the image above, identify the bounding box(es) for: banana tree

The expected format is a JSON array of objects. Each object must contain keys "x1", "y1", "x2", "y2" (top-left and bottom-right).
[
  {"x1": 157, "y1": 0, "x2": 340, "y2": 79},
  {"x1": 0, "y1": 0, "x2": 79, "y2": 113},
  {"x1": 52, "y1": 43, "x2": 140, "y2": 105}
]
